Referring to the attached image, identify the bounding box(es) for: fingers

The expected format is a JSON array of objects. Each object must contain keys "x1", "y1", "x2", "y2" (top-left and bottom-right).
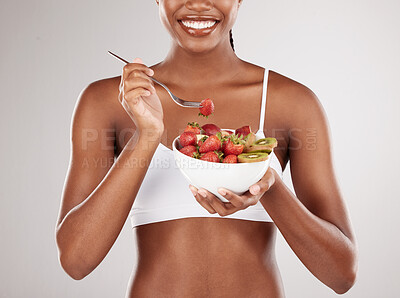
[
  {"x1": 132, "y1": 57, "x2": 143, "y2": 64},
  {"x1": 189, "y1": 185, "x2": 254, "y2": 217},
  {"x1": 196, "y1": 188, "x2": 240, "y2": 217},
  {"x1": 123, "y1": 59, "x2": 154, "y2": 77},
  {"x1": 121, "y1": 58, "x2": 155, "y2": 91},
  {"x1": 119, "y1": 58, "x2": 156, "y2": 106},
  {"x1": 216, "y1": 188, "x2": 256, "y2": 209},
  {"x1": 189, "y1": 185, "x2": 217, "y2": 214},
  {"x1": 126, "y1": 68, "x2": 154, "y2": 82},
  {"x1": 124, "y1": 77, "x2": 156, "y2": 95},
  {"x1": 206, "y1": 195, "x2": 238, "y2": 216},
  {"x1": 123, "y1": 88, "x2": 151, "y2": 104},
  {"x1": 217, "y1": 188, "x2": 243, "y2": 208}
]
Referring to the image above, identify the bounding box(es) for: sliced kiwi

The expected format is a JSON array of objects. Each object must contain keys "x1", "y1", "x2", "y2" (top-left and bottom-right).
[
  {"x1": 237, "y1": 152, "x2": 269, "y2": 163},
  {"x1": 247, "y1": 137, "x2": 277, "y2": 152},
  {"x1": 243, "y1": 132, "x2": 257, "y2": 153}
]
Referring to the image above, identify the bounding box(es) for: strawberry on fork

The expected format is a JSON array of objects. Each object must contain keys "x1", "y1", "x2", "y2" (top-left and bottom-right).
[{"x1": 198, "y1": 98, "x2": 214, "y2": 118}]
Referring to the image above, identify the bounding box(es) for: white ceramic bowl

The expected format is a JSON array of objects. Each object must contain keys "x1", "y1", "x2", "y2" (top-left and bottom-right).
[{"x1": 172, "y1": 131, "x2": 272, "y2": 202}]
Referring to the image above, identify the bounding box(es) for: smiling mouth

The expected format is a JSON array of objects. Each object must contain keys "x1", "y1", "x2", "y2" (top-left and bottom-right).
[
  {"x1": 181, "y1": 20, "x2": 217, "y2": 29},
  {"x1": 178, "y1": 19, "x2": 220, "y2": 36}
]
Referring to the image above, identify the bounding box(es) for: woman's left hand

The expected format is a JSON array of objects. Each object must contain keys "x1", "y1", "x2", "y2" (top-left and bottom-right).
[{"x1": 189, "y1": 167, "x2": 278, "y2": 216}]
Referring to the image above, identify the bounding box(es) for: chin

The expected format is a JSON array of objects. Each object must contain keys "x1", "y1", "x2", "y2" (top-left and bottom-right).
[
  {"x1": 177, "y1": 38, "x2": 222, "y2": 54},
  {"x1": 184, "y1": 44, "x2": 216, "y2": 54}
]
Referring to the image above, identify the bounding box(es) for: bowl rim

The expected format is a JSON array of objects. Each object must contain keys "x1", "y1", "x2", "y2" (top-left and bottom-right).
[{"x1": 172, "y1": 134, "x2": 272, "y2": 166}]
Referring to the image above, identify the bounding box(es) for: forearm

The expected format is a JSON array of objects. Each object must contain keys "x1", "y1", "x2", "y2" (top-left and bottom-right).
[
  {"x1": 261, "y1": 177, "x2": 357, "y2": 294},
  {"x1": 56, "y1": 132, "x2": 161, "y2": 278}
]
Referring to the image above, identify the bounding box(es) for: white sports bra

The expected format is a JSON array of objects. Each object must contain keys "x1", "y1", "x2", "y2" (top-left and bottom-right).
[{"x1": 129, "y1": 69, "x2": 284, "y2": 228}]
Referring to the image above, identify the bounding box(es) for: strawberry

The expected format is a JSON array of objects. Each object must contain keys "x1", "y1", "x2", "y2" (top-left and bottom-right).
[
  {"x1": 184, "y1": 122, "x2": 202, "y2": 134},
  {"x1": 215, "y1": 150, "x2": 225, "y2": 162},
  {"x1": 235, "y1": 125, "x2": 251, "y2": 138},
  {"x1": 223, "y1": 154, "x2": 238, "y2": 163},
  {"x1": 223, "y1": 135, "x2": 245, "y2": 156},
  {"x1": 198, "y1": 98, "x2": 214, "y2": 118},
  {"x1": 221, "y1": 137, "x2": 229, "y2": 152},
  {"x1": 179, "y1": 145, "x2": 197, "y2": 157},
  {"x1": 201, "y1": 123, "x2": 221, "y2": 136},
  {"x1": 197, "y1": 135, "x2": 208, "y2": 147},
  {"x1": 223, "y1": 139, "x2": 244, "y2": 156},
  {"x1": 199, "y1": 134, "x2": 222, "y2": 153},
  {"x1": 200, "y1": 151, "x2": 220, "y2": 163},
  {"x1": 179, "y1": 132, "x2": 197, "y2": 147}
]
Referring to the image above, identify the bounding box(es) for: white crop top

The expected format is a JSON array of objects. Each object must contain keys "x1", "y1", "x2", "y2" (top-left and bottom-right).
[{"x1": 129, "y1": 69, "x2": 283, "y2": 228}]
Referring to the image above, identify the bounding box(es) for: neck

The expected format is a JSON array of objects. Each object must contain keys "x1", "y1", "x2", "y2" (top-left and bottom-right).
[{"x1": 159, "y1": 40, "x2": 243, "y2": 85}]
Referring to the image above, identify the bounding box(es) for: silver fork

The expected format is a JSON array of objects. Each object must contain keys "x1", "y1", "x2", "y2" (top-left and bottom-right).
[{"x1": 108, "y1": 51, "x2": 202, "y2": 108}]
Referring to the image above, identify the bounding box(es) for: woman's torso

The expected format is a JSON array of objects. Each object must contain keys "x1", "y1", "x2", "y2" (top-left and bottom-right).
[
  {"x1": 101, "y1": 61, "x2": 291, "y2": 297},
  {"x1": 127, "y1": 218, "x2": 284, "y2": 297}
]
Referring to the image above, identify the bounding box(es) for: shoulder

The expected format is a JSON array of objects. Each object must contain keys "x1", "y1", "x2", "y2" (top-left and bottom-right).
[
  {"x1": 72, "y1": 76, "x2": 121, "y2": 127},
  {"x1": 269, "y1": 71, "x2": 320, "y2": 107},
  {"x1": 268, "y1": 70, "x2": 328, "y2": 128},
  {"x1": 78, "y1": 76, "x2": 120, "y2": 104}
]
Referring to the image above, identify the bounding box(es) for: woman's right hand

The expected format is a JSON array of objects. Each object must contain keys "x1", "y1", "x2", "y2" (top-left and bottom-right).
[{"x1": 119, "y1": 58, "x2": 164, "y2": 138}]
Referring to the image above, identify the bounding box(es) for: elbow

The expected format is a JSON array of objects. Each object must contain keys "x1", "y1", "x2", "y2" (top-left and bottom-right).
[
  {"x1": 332, "y1": 263, "x2": 358, "y2": 294},
  {"x1": 56, "y1": 228, "x2": 91, "y2": 280},
  {"x1": 333, "y1": 275, "x2": 356, "y2": 294},
  {"x1": 331, "y1": 236, "x2": 359, "y2": 294},
  {"x1": 58, "y1": 251, "x2": 90, "y2": 280}
]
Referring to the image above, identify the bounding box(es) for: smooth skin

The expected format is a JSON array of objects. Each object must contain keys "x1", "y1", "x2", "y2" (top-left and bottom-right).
[{"x1": 55, "y1": 0, "x2": 358, "y2": 297}]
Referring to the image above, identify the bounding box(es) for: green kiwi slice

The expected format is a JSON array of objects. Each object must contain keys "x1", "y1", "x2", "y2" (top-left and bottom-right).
[
  {"x1": 247, "y1": 137, "x2": 277, "y2": 152},
  {"x1": 237, "y1": 152, "x2": 269, "y2": 163}
]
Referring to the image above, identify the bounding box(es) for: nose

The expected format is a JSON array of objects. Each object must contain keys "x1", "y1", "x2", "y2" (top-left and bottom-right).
[{"x1": 185, "y1": 0, "x2": 213, "y2": 11}]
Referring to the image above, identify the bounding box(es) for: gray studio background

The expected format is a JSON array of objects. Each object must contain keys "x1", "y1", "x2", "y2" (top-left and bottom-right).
[{"x1": 1, "y1": 0, "x2": 399, "y2": 297}]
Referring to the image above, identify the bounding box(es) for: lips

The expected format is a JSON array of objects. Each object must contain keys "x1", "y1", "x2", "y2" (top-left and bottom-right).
[
  {"x1": 178, "y1": 16, "x2": 220, "y2": 37},
  {"x1": 181, "y1": 20, "x2": 217, "y2": 29}
]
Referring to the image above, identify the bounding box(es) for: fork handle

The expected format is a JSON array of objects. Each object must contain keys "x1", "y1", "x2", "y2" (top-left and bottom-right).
[{"x1": 150, "y1": 77, "x2": 167, "y2": 89}]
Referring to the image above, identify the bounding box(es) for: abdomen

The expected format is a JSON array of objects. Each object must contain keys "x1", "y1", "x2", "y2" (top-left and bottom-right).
[{"x1": 126, "y1": 218, "x2": 285, "y2": 298}]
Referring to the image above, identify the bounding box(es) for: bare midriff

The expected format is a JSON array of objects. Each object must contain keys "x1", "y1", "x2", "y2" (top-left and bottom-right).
[{"x1": 126, "y1": 218, "x2": 285, "y2": 298}]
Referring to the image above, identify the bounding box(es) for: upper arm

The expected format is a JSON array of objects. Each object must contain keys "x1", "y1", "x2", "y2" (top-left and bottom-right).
[
  {"x1": 287, "y1": 83, "x2": 355, "y2": 242},
  {"x1": 56, "y1": 80, "x2": 118, "y2": 229}
]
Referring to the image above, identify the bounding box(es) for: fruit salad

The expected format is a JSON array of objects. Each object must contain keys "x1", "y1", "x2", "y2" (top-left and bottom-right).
[
  {"x1": 176, "y1": 98, "x2": 277, "y2": 163},
  {"x1": 178, "y1": 122, "x2": 277, "y2": 163}
]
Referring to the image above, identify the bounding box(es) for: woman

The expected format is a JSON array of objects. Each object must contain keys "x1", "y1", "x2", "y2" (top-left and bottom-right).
[{"x1": 55, "y1": 0, "x2": 358, "y2": 297}]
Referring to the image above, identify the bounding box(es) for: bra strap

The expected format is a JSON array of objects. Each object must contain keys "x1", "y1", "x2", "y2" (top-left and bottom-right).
[{"x1": 258, "y1": 69, "x2": 269, "y2": 134}]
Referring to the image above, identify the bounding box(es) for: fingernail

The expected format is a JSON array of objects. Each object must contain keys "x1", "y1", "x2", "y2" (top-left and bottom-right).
[
  {"x1": 198, "y1": 189, "x2": 207, "y2": 198},
  {"x1": 189, "y1": 186, "x2": 197, "y2": 196},
  {"x1": 250, "y1": 185, "x2": 260, "y2": 195},
  {"x1": 218, "y1": 188, "x2": 226, "y2": 196},
  {"x1": 148, "y1": 69, "x2": 154, "y2": 76}
]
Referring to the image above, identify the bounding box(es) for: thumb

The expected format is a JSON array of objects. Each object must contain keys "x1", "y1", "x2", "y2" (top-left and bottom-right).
[
  {"x1": 249, "y1": 169, "x2": 275, "y2": 195},
  {"x1": 249, "y1": 184, "x2": 261, "y2": 196}
]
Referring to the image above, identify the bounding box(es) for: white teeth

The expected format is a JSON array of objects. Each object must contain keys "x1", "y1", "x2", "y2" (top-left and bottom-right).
[{"x1": 181, "y1": 20, "x2": 217, "y2": 30}]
